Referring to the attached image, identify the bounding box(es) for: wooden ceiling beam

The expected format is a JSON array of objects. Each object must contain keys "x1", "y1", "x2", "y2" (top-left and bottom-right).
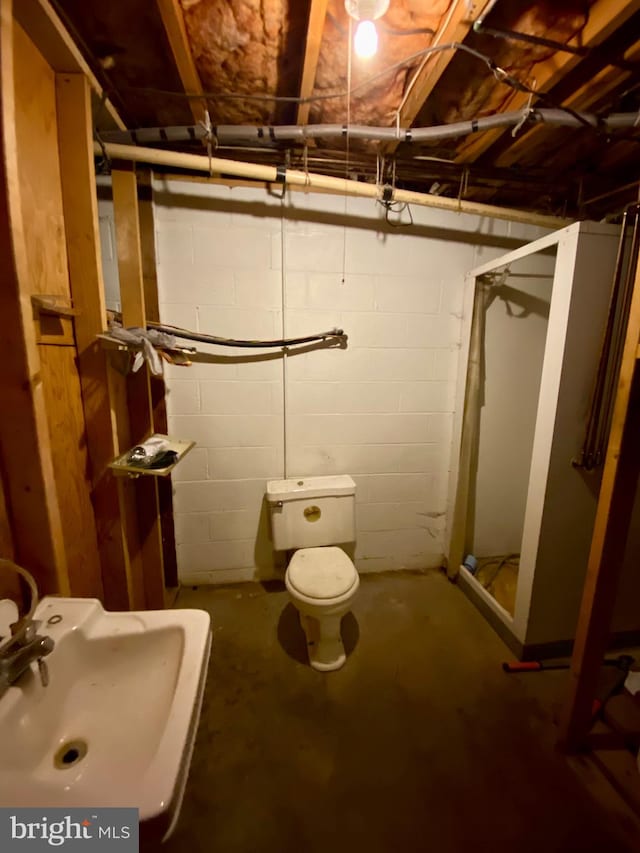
[
  {"x1": 14, "y1": 0, "x2": 125, "y2": 130},
  {"x1": 383, "y1": 0, "x2": 495, "y2": 154},
  {"x1": 455, "y1": 0, "x2": 640, "y2": 165},
  {"x1": 156, "y1": 0, "x2": 205, "y2": 126},
  {"x1": 495, "y1": 39, "x2": 640, "y2": 168},
  {"x1": 297, "y1": 0, "x2": 329, "y2": 126}
]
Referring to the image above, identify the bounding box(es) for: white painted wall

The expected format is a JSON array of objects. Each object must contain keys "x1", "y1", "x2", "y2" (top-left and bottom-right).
[
  {"x1": 471, "y1": 255, "x2": 554, "y2": 557},
  {"x1": 150, "y1": 178, "x2": 548, "y2": 584}
]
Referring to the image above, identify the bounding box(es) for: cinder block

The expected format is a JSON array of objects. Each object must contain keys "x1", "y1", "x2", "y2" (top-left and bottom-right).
[
  {"x1": 357, "y1": 502, "x2": 430, "y2": 532},
  {"x1": 288, "y1": 413, "x2": 432, "y2": 445},
  {"x1": 165, "y1": 380, "x2": 200, "y2": 416},
  {"x1": 170, "y1": 414, "x2": 283, "y2": 448},
  {"x1": 284, "y1": 309, "x2": 342, "y2": 338},
  {"x1": 198, "y1": 305, "x2": 279, "y2": 340},
  {"x1": 405, "y1": 314, "x2": 459, "y2": 348},
  {"x1": 209, "y1": 509, "x2": 258, "y2": 541},
  {"x1": 171, "y1": 447, "x2": 208, "y2": 482},
  {"x1": 200, "y1": 381, "x2": 279, "y2": 415},
  {"x1": 346, "y1": 313, "x2": 408, "y2": 348},
  {"x1": 283, "y1": 231, "x2": 345, "y2": 273},
  {"x1": 207, "y1": 446, "x2": 282, "y2": 480},
  {"x1": 158, "y1": 303, "x2": 198, "y2": 331},
  {"x1": 306, "y1": 272, "x2": 375, "y2": 312},
  {"x1": 399, "y1": 382, "x2": 450, "y2": 413},
  {"x1": 235, "y1": 268, "x2": 282, "y2": 308},
  {"x1": 175, "y1": 478, "x2": 267, "y2": 513},
  {"x1": 366, "y1": 473, "x2": 434, "y2": 504},
  {"x1": 373, "y1": 275, "x2": 441, "y2": 314},
  {"x1": 177, "y1": 539, "x2": 256, "y2": 574},
  {"x1": 193, "y1": 225, "x2": 272, "y2": 270},
  {"x1": 174, "y1": 512, "x2": 211, "y2": 545},
  {"x1": 155, "y1": 223, "x2": 193, "y2": 286}
]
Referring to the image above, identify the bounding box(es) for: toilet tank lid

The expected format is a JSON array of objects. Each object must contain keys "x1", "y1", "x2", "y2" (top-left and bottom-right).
[{"x1": 266, "y1": 475, "x2": 356, "y2": 503}]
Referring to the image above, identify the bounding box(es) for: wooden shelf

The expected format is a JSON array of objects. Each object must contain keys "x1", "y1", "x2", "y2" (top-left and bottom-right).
[{"x1": 109, "y1": 434, "x2": 195, "y2": 478}]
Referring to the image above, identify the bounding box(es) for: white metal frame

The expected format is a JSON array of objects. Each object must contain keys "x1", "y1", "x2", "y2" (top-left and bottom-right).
[{"x1": 447, "y1": 221, "x2": 618, "y2": 645}]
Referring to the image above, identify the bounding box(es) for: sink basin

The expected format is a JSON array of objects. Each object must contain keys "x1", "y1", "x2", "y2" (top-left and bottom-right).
[{"x1": 0, "y1": 597, "x2": 211, "y2": 841}]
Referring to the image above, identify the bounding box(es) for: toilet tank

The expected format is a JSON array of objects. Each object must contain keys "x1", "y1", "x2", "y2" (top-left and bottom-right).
[{"x1": 266, "y1": 475, "x2": 356, "y2": 551}]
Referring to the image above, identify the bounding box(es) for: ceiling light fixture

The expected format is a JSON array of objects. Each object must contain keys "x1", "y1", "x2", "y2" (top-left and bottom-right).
[{"x1": 345, "y1": 0, "x2": 390, "y2": 59}]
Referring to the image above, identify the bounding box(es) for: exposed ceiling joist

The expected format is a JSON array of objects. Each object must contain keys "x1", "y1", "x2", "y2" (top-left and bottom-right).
[
  {"x1": 15, "y1": 0, "x2": 125, "y2": 130},
  {"x1": 297, "y1": 0, "x2": 329, "y2": 126},
  {"x1": 455, "y1": 0, "x2": 640, "y2": 165},
  {"x1": 495, "y1": 38, "x2": 640, "y2": 168},
  {"x1": 156, "y1": 0, "x2": 205, "y2": 125},
  {"x1": 382, "y1": 0, "x2": 495, "y2": 154}
]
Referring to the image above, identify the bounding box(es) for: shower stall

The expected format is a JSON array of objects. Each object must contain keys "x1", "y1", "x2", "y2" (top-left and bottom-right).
[{"x1": 447, "y1": 221, "x2": 621, "y2": 657}]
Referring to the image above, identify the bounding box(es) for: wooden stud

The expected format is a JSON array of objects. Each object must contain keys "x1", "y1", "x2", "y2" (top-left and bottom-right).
[
  {"x1": 13, "y1": 21, "x2": 103, "y2": 599},
  {"x1": 559, "y1": 253, "x2": 640, "y2": 752},
  {"x1": 112, "y1": 167, "x2": 166, "y2": 610},
  {"x1": 495, "y1": 39, "x2": 640, "y2": 169},
  {"x1": 296, "y1": 0, "x2": 328, "y2": 127},
  {"x1": 456, "y1": 0, "x2": 640, "y2": 164},
  {"x1": 56, "y1": 72, "x2": 134, "y2": 610},
  {"x1": 137, "y1": 171, "x2": 179, "y2": 591},
  {"x1": 156, "y1": 0, "x2": 205, "y2": 125},
  {"x1": 0, "y1": 0, "x2": 68, "y2": 595},
  {"x1": 382, "y1": 0, "x2": 494, "y2": 155},
  {"x1": 13, "y1": 0, "x2": 125, "y2": 130}
]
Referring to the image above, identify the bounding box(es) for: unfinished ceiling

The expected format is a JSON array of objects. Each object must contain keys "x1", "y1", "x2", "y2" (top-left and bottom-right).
[{"x1": 54, "y1": 0, "x2": 640, "y2": 218}]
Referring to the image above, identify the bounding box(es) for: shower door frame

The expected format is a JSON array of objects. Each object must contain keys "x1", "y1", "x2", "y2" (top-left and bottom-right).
[{"x1": 447, "y1": 221, "x2": 619, "y2": 653}]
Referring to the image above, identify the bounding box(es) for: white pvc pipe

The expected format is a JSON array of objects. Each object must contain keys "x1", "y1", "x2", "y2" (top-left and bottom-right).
[{"x1": 95, "y1": 141, "x2": 569, "y2": 229}]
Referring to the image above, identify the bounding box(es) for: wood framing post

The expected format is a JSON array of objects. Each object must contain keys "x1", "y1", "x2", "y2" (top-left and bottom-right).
[
  {"x1": 55, "y1": 72, "x2": 134, "y2": 609},
  {"x1": 559, "y1": 253, "x2": 640, "y2": 751},
  {"x1": 0, "y1": 0, "x2": 68, "y2": 595},
  {"x1": 112, "y1": 167, "x2": 166, "y2": 610},
  {"x1": 138, "y1": 171, "x2": 179, "y2": 590}
]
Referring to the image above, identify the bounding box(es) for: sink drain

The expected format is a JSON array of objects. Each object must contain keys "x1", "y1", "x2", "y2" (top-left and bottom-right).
[{"x1": 54, "y1": 739, "x2": 87, "y2": 769}]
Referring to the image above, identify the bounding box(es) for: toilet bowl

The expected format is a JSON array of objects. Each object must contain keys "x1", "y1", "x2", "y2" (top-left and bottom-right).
[
  {"x1": 266, "y1": 475, "x2": 359, "y2": 672},
  {"x1": 285, "y1": 546, "x2": 359, "y2": 671}
]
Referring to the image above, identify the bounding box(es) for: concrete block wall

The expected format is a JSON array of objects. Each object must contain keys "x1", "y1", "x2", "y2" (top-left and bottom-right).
[{"x1": 150, "y1": 178, "x2": 547, "y2": 584}]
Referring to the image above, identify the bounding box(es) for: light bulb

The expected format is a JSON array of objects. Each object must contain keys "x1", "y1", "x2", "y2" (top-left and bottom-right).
[{"x1": 354, "y1": 19, "x2": 378, "y2": 59}]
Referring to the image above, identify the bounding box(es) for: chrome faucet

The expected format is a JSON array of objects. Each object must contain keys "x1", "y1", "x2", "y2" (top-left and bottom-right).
[{"x1": 0, "y1": 559, "x2": 54, "y2": 696}]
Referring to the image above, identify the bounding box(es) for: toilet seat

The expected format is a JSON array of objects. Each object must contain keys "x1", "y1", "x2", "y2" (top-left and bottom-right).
[{"x1": 287, "y1": 547, "x2": 357, "y2": 600}]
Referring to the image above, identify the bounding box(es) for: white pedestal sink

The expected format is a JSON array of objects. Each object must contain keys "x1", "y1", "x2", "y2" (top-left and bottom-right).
[{"x1": 0, "y1": 597, "x2": 211, "y2": 842}]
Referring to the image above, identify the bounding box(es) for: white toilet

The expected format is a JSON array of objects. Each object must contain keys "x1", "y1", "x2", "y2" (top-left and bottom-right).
[{"x1": 266, "y1": 475, "x2": 359, "y2": 672}]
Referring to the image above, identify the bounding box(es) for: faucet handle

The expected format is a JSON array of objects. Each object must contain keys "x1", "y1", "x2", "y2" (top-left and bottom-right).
[{"x1": 37, "y1": 657, "x2": 49, "y2": 688}]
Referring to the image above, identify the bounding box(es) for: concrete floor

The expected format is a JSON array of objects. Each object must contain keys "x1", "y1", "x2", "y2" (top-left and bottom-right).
[{"x1": 156, "y1": 570, "x2": 638, "y2": 853}]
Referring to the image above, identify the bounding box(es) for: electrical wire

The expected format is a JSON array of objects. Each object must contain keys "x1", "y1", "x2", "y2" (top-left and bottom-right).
[
  {"x1": 120, "y1": 43, "x2": 512, "y2": 107},
  {"x1": 118, "y1": 40, "x2": 600, "y2": 132}
]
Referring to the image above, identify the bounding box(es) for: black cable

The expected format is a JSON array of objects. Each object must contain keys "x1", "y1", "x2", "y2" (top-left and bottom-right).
[{"x1": 117, "y1": 41, "x2": 596, "y2": 132}]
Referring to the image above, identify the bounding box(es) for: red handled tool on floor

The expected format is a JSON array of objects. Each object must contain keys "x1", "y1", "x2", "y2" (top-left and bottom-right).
[
  {"x1": 502, "y1": 655, "x2": 635, "y2": 718},
  {"x1": 502, "y1": 654, "x2": 634, "y2": 673}
]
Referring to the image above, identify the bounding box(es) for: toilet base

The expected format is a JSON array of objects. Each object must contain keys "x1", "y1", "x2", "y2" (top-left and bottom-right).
[{"x1": 300, "y1": 613, "x2": 346, "y2": 672}]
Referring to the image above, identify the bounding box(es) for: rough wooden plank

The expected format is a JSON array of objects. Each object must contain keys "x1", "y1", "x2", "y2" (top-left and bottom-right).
[
  {"x1": 559, "y1": 252, "x2": 640, "y2": 752},
  {"x1": 456, "y1": 0, "x2": 640, "y2": 164},
  {"x1": 112, "y1": 167, "x2": 166, "y2": 610},
  {"x1": 382, "y1": 0, "x2": 494, "y2": 154},
  {"x1": 13, "y1": 21, "x2": 103, "y2": 599},
  {"x1": 14, "y1": 0, "x2": 124, "y2": 130},
  {"x1": 55, "y1": 71, "x2": 134, "y2": 609},
  {"x1": 0, "y1": 3, "x2": 69, "y2": 596},
  {"x1": 0, "y1": 468, "x2": 22, "y2": 603},
  {"x1": 495, "y1": 39, "x2": 640, "y2": 169},
  {"x1": 296, "y1": 0, "x2": 328, "y2": 127},
  {"x1": 156, "y1": 0, "x2": 205, "y2": 125},
  {"x1": 138, "y1": 171, "x2": 179, "y2": 589}
]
